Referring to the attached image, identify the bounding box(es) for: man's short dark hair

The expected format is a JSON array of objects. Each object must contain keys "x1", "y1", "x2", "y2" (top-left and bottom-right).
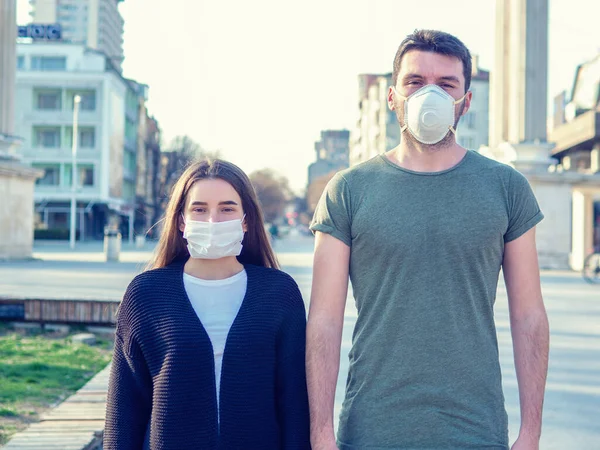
[{"x1": 392, "y1": 29, "x2": 472, "y2": 92}]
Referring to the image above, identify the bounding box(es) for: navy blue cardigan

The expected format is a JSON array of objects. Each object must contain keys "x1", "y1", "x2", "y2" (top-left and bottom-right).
[{"x1": 104, "y1": 261, "x2": 311, "y2": 449}]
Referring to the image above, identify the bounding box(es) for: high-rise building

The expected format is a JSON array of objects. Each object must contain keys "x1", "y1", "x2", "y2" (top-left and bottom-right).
[{"x1": 29, "y1": 0, "x2": 125, "y2": 71}]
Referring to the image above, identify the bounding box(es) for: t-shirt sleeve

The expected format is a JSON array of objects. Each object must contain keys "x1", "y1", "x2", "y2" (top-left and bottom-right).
[
  {"x1": 504, "y1": 169, "x2": 544, "y2": 243},
  {"x1": 309, "y1": 172, "x2": 352, "y2": 247}
]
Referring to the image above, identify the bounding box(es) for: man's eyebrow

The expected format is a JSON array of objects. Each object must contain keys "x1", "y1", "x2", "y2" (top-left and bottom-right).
[
  {"x1": 402, "y1": 73, "x2": 424, "y2": 80},
  {"x1": 438, "y1": 76, "x2": 460, "y2": 83}
]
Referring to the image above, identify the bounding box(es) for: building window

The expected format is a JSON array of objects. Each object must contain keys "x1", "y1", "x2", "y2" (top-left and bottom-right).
[
  {"x1": 33, "y1": 127, "x2": 61, "y2": 148},
  {"x1": 65, "y1": 127, "x2": 96, "y2": 149},
  {"x1": 30, "y1": 56, "x2": 67, "y2": 71},
  {"x1": 64, "y1": 164, "x2": 94, "y2": 187},
  {"x1": 33, "y1": 164, "x2": 60, "y2": 186},
  {"x1": 68, "y1": 90, "x2": 96, "y2": 111},
  {"x1": 17, "y1": 55, "x2": 24, "y2": 70},
  {"x1": 35, "y1": 89, "x2": 62, "y2": 110}
]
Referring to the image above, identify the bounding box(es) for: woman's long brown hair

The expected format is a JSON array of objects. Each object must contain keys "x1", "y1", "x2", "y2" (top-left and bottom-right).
[{"x1": 145, "y1": 159, "x2": 279, "y2": 271}]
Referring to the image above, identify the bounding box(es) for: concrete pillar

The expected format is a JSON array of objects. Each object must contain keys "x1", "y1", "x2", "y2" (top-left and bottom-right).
[
  {"x1": 490, "y1": 0, "x2": 549, "y2": 149},
  {"x1": 0, "y1": 0, "x2": 17, "y2": 137},
  {"x1": 0, "y1": 158, "x2": 42, "y2": 259},
  {"x1": 570, "y1": 189, "x2": 595, "y2": 271},
  {"x1": 529, "y1": 179, "x2": 571, "y2": 269},
  {"x1": 591, "y1": 145, "x2": 600, "y2": 174}
]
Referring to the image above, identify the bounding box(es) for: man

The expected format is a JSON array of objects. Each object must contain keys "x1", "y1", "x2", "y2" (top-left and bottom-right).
[{"x1": 307, "y1": 29, "x2": 549, "y2": 450}]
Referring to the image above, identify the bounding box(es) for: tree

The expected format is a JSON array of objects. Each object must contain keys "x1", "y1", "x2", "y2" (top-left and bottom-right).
[
  {"x1": 306, "y1": 171, "x2": 337, "y2": 214},
  {"x1": 158, "y1": 135, "x2": 219, "y2": 216},
  {"x1": 249, "y1": 169, "x2": 293, "y2": 223}
]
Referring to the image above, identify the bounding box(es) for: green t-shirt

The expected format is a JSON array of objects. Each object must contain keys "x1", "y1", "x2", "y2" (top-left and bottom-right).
[{"x1": 310, "y1": 151, "x2": 544, "y2": 450}]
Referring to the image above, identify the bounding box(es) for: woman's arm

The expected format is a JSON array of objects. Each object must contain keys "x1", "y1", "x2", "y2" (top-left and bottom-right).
[
  {"x1": 276, "y1": 284, "x2": 311, "y2": 449},
  {"x1": 104, "y1": 292, "x2": 152, "y2": 449}
]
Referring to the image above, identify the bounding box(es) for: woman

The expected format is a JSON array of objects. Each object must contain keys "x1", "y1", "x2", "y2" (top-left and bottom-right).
[{"x1": 104, "y1": 159, "x2": 310, "y2": 449}]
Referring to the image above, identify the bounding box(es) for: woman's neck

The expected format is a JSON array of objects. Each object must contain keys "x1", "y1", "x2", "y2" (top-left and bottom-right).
[{"x1": 183, "y1": 257, "x2": 244, "y2": 280}]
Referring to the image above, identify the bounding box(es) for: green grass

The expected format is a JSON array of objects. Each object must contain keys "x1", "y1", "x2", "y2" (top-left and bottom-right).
[{"x1": 0, "y1": 330, "x2": 112, "y2": 445}]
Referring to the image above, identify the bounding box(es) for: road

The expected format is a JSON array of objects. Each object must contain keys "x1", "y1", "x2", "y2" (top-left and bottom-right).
[{"x1": 0, "y1": 235, "x2": 598, "y2": 448}]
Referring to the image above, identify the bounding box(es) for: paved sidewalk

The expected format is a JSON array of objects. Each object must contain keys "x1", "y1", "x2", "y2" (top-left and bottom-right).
[{"x1": 3, "y1": 364, "x2": 111, "y2": 450}]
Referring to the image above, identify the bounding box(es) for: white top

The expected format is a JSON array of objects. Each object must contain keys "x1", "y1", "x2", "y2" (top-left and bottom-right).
[{"x1": 183, "y1": 269, "x2": 247, "y2": 418}]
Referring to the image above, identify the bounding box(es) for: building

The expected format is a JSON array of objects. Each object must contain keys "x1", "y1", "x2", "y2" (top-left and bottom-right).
[
  {"x1": 349, "y1": 73, "x2": 399, "y2": 166},
  {"x1": 549, "y1": 54, "x2": 600, "y2": 173},
  {"x1": 308, "y1": 129, "x2": 350, "y2": 186},
  {"x1": 485, "y1": 0, "x2": 600, "y2": 270},
  {"x1": 456, "y1": 56, "x2": 490, "y2": 151},
  {"x1": 29, "y1": 0, "x2": 125, "y2": 71},
  {"x1": 135, "y1": 114, "x2": 162, "y2": 239},
  {"x1": 15, "y1": 41, "x2": 147, "y2": 241}
]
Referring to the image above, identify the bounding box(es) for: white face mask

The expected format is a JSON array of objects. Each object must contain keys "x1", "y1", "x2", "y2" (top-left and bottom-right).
[
  {"x1": 394, "y1": 84, "x2": 467, "y2": 145},
  {"x1": 182, "y1": 215, "x2": 245, "y2": 260}
]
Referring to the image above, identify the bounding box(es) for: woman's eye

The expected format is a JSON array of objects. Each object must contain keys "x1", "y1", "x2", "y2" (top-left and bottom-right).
[
  {"x1": 193, "y1": 208, "x2": 206, "y2": 213},
  {"x1": 222, "y1": 208, "x2": 235, "y2": 213}
]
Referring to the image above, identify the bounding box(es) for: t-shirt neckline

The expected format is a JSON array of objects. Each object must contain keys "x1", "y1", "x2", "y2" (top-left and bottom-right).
[
  {"x1": 183, "y1": 268, "x2": 247, "y2": 286},
  {"x1": 378, "y1": 150, "x2": 472, "y2": 176}
]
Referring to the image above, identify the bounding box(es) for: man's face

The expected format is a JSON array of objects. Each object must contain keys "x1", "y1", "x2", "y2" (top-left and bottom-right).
[{"x1": 388, "y1": 50, "x2": 472, "y2": 149}]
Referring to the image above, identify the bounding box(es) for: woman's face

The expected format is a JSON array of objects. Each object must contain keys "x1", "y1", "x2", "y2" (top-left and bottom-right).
[{"x1": 179, "y1": 178, "x2": 247, "y2": 232}]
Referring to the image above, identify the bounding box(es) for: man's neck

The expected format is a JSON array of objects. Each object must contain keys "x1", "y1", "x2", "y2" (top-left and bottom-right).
[{"x1": 386, "y1": 141, "x2": 467, "y2": 173}]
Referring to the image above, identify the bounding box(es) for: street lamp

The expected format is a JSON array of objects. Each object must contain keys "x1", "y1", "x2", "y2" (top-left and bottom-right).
[{"x1": 69, "y1": 95, "x2": 81, "y2": 250}]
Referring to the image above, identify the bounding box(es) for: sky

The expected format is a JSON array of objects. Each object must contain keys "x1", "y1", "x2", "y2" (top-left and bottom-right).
[{"x1": 16, "y1": 0, "x2": 600, "y2": 192}]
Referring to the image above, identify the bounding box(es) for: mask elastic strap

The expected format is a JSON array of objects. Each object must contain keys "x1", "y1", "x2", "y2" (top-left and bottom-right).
[
  {"x1": 453, "y1": 92, "x2": 467, "y2": 105},
  {"x1": 392, "y1": 88, "x2": 409, "y2": 133},
  {"x1": 449, "y1": 92, "x2": 468, "y2": 135}
]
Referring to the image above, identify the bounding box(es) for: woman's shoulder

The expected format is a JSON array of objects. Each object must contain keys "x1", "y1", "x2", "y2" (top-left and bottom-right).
[
  {"x1": 244, "y1": 264, "x2": 298, "y2": 287},
  {"x1": 245, "y1": 265, "x2": 304, "y2": 311},
  {"x1": 120, "y1": 261, "x2": 184, "y2": 309}
]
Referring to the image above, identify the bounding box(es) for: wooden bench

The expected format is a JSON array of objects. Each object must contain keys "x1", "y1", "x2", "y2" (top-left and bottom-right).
[{"x1": 3, "y1": 364, "x2": 111, "y2": 450}]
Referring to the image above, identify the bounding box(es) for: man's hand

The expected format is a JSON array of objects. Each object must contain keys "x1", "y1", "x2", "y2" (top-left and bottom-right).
[{"x1": 511, "y1": 432, "x2": 539, "y2": 450}]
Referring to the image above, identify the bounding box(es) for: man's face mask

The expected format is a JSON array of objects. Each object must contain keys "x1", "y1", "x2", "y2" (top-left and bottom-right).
[{"x1": 393, "y1": 84, "x2": 467, "y2": 145}]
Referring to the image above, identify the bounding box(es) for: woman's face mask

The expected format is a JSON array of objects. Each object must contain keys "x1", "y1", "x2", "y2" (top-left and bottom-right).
[{"x1": 182, "y1": 215, "x2": 245, "y2": 260}]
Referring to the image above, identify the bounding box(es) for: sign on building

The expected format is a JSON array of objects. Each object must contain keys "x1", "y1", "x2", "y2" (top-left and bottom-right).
[{"x1": 17, "y1": 24, "x2": 62, "y2": 41}]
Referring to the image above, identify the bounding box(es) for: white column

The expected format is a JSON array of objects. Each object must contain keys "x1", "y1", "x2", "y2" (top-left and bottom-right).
[
  {"x1": 571, "y1": 189, "x2": 595, "y2": 271},
  {"x1": 0, "y1": 0, "x2": 17, "y2": 136}
]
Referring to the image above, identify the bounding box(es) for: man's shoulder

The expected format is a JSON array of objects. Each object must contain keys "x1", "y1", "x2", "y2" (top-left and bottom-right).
[
  {"x1": 335, "y1": 155, "x2": 385, "y2": 184},
  {"x1": 467, "y1": 150, "x2": 516, "y2": 178}
]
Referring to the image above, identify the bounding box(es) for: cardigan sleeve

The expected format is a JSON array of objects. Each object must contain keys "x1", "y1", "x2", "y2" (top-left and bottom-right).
[
  {"x1": 276, "y1": 284, "x2": 311, "y2": 449},
  {"x1": 104, "y1": 288, "x2": 152, "y2": 450}
]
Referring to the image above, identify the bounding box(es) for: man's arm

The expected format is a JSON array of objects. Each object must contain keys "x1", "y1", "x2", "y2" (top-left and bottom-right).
[
  {"x1": 306, "y1": 231, "x2": 350, "y2": 450},
  {"x1": 502, "y1": 227, "x2": 549, "y2": 449}
]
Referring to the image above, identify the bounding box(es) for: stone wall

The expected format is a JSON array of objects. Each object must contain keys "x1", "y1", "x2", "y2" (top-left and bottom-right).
[{"x1": 0, "y1": 159, "x2": 41, "y2": 259}]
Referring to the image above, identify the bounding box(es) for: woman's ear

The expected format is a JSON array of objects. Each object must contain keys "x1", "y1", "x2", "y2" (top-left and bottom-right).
[{"x1": 178, "y1": 213, "x2": 186, "y2": 234}]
